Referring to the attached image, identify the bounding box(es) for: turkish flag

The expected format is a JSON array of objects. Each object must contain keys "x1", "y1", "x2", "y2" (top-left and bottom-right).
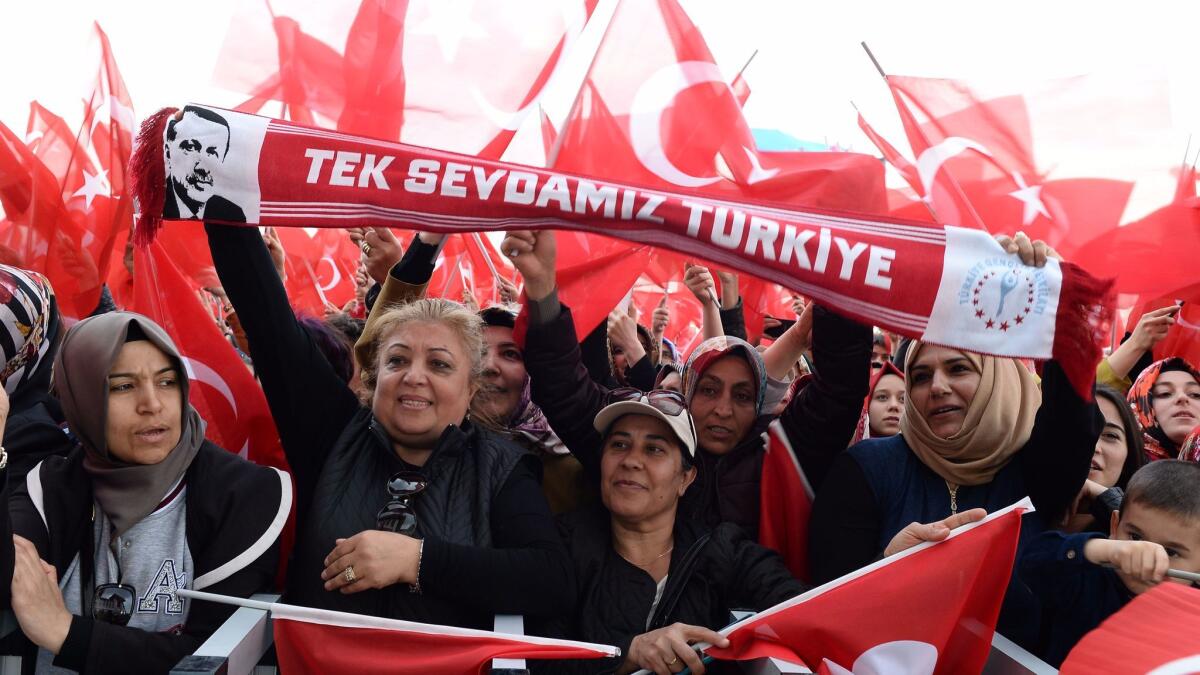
[
  {"x1": 886, "y1": 73, "x2": 1172, "y2": 257},
  {"x1": 631, "y1": 274, "x2": 703, "y2": 357},
  {"x1": 1060, "y1": 583, "x2": 1200, "y2": 674},
  {"x1": 216, "y1": 0, "x2": 598, "y2": 154},
  {"x1": 1071, "y1": 202, "x2": 1200, "y2": 299},
  {"x1": 758, "y1": 421, "x2": 814, "y2": 583},
  {"x1": 271, "y1": 601, "x2": 618, "y2": 674},
  {"x1": 426, "y1": 232, "x2": 512, "y2": 307},
  {"x1": 217, "y1": 5, "x2": 347, "y2": 126},
  {"x1": 707, "y1": 500, "x2": 1029, "y2": 674},
  {"x1": 274, "y1": 228, "x2": 360, "y2": 314},
  {"x1": 131, "y1": 240, "x2": 288, "y2": 474},
  {"x1": 549, "y1": 0, "x2": 885, "y2": 339},
  {"x1": 0, "y1": 118, "x2": 100, "y2": 319}
]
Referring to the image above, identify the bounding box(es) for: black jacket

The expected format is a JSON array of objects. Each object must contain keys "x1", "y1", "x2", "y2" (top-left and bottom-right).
[
  {"x1": 533, "y1": 508, "x2": 806, "y2": 674},
  {"x1": 206, "y1": 222, "x2": 574, "y2": 628},
  {"x1": 526, "y1": 302, "x2": 871, "y2": 538},
  {"x1": 1, "y1": 442, "x2": 289, "y2": 674}
]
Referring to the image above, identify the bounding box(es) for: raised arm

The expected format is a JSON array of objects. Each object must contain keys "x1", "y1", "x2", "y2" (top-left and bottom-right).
[
  {"x1": 776, "y1": 305, "x2": 872, "y2": 489},
  {"x1": 683, "y1": 264, "x2": 724, "y2": 341},
  {"x1": 205, "y1": 222, "x2": 359, "y2": 514},
  {"x1": 504, "y1": 231, "x2": 611, "y2": 479}
]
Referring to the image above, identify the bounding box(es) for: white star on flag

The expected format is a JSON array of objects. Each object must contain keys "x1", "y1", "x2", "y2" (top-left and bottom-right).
[
  {"x1": 72, "y1": 169, "x2": 110, "y2": 211},
  {"x1": 411, "y1": 0, "x2": 487, "y2": 63},
  {"x1": 1008, "y1": 172, "x2": 1050, "y2": 225}
]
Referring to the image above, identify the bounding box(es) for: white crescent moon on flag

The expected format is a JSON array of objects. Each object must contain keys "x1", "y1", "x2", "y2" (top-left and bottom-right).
[
  {"x1": 317, "y1": 256, "x2": 342, "y2": 292},
  {"x1": 1148, "y1": 655, "x2": 1200, "y2": 675},
  {"x1": 821, "y1": 640, "x2": 938, "y2": 675},
  {"x1": 468, "y1": 1, "x2": 590, "y2": 131},
  {"x1": 182, "y1": 357, "x2": 238, "y2": 416},
  {"x1": 629, "y1": 60, "x2": 728, "y2": 188},
  {"x1": 915, "y1": 136, "x2": 993, "y2": 201}
]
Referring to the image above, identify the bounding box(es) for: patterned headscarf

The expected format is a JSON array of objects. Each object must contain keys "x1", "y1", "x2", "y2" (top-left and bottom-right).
[
  {"x1": 682, "y1": 335, "x2": 768, "y2": 417},
  {"x1": 0, "y1": 265, "x2": 60, "y2": 410},
  {"x1": 1127, "y1": 357, "x2": 1200, "y2": 462},
  {"x1": 506, "y1": 376, "x2": 568, "y2": 456},
  {"x1": 1179, "y1": 427, "x2": 1200, "y2": 463},
  {"x1": 850, "y1": 361, "x2": 905, "y2": 446}
]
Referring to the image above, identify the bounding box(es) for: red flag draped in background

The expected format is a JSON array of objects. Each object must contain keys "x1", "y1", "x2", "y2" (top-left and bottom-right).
[
  {"x1": 550, "y1": 0, "x2": 885, "y2": 340},
  {"x1": 1060, "y1": 583, "x2": 1200, "y2": 675},
  {"x1": 132, "y1": 240, "x2": 288, "y2": 473},
  {"x1": 0, "y1": 120, "x2": 99, "y2": 318},
  {"x1": 707, "y1": 499, "x2": 1029, "y2": 674},
  {"x1": 885, "y1": 73, "x2": 1172, "y2": 258},
  {"x1": 0, "y1": 23, "x2": 134, "y2": 319},
  {"x1": 215, "y1": 0, "x2": 598, "y2": 153},
  {"x1": 275, "y1": 227, "x2": 360, "y2": 314}
]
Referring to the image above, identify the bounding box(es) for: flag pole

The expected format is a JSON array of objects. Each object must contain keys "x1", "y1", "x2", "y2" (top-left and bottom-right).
[
  {"x1": 861, "y1": 42, "x2": 991, "y2": 233},
  {"x1": 1168, "y1": 568, "x2": 1200, "y2": 584},
  {"x1": 178, "y1": 588, "x2": 275, "y2": 611},
  {"x1": 732, "y1": 48, "x2": 759, "y2": 83},
  {"x1": 850, "y1": 99, "x2": 945, "y2": 225}
]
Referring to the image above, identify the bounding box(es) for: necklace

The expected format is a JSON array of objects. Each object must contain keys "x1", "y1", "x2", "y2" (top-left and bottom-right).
[{"x1": 618, "y1": 546, "x2": 674, "y2": 568}]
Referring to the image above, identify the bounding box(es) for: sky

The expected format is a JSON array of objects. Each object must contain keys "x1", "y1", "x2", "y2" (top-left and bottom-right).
[{"x1": 2, "y1": 0, "x2": 1197, "y2": 218}]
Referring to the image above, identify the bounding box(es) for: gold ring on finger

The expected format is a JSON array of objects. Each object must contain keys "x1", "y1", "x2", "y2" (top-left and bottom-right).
[{"x1": 343, "y1": 565, "x2": 357, "y2": 583}]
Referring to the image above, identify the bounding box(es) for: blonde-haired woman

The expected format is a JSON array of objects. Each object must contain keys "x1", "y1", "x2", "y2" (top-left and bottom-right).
[{"x1": 205, "y1": 222, "x2": 573, "y2": 628}]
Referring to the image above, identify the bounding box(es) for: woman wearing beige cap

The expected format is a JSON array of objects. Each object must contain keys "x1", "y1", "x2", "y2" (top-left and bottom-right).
[{"x1": 537, "y1": 388, "x2": 978, "y2": 675}]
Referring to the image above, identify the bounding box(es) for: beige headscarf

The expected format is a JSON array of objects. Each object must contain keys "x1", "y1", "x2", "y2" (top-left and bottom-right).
[{"x1": 899, "y1": 341, "x2": 1041, "y2": 486}]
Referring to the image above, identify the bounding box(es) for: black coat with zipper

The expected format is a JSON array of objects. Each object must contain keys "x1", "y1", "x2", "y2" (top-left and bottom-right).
[
  {"x1": 532, "y1": 507, "x2": 806, "y2": 674},
  {"x1": 0, "y1": 442, "x2": 290, "y2": 674},
  {"x1": 526, "y1": 303, "x2": 871, "y2": 539}
]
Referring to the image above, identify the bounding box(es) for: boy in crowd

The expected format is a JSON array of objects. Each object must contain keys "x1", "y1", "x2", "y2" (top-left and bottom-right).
[{"x1": 1020, "y1": 460, "x2": 1200, "y2": 666}]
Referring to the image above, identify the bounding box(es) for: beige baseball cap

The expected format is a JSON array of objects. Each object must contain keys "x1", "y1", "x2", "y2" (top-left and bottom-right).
[{"x1": 593, "y1": 394, "x2": 697, "y2": 459}]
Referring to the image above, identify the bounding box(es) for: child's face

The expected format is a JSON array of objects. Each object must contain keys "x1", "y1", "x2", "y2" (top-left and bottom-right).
[{"x1": 1111, "y1": 502, "x2": 1200, "y2": 594}]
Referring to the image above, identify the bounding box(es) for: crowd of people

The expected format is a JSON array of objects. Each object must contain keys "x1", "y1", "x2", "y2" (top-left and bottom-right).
[{"x1": 0, "y1": 224, "x2": 1196, "y2": 674}]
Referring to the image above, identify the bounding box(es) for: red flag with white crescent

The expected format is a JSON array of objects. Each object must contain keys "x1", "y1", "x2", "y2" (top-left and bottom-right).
[
  {"x1": 131, "y1": 240, "x2": 288, "y2": 474},
  {"x1": 707, "y1": 500, "x2": 1030, "y2": 674}
]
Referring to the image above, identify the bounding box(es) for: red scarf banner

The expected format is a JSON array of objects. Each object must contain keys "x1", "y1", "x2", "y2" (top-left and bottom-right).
[{"x1": 131, "y1": 105, "x2": 1112, "y2": 397}]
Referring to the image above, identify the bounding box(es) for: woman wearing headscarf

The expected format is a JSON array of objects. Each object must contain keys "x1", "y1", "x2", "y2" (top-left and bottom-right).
[
  {"x1": 0, "y1": 312, "x2": 290, "y2": 673},
  {"x1": 205, "y1": 222, "x2": 573, "y2": 628},
  {"x1": 0, "y1": 265, "x2": 72, "y2": 482},
  {"x1": 536, "y1": 392, "x2": 982, "y2": 675},
  {"x1": 1126, "y1": 356, "x2": 1200, "y2": 462},
  {"x1": 505, "y1": 230, "x2": 871, "y2": 539},
  {"x1": 807, "y1": 233, "x2": 1102, "y2": 648},
  {"x1": 848, "y1": 360, "x2": 905, "y2": 446}
]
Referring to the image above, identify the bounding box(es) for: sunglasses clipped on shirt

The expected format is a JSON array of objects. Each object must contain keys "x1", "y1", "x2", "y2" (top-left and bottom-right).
[
  {"x1": 376, "y1": 471, "x2": 429, "y2": 536},
  {"x1": 93, "y1": 582, "x2": 137, "y2": 626}
]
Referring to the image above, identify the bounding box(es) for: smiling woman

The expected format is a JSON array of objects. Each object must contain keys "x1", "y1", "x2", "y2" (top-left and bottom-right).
[
  {"x1": 0, "y1": 312, "x2": 290, "y2": 674},
  {"x1": 205, "y1": 221, "x2": 574, "y2": 630},
  {"x1": 808, "y1": 233, "x2": 1105, "y2": 650}
]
